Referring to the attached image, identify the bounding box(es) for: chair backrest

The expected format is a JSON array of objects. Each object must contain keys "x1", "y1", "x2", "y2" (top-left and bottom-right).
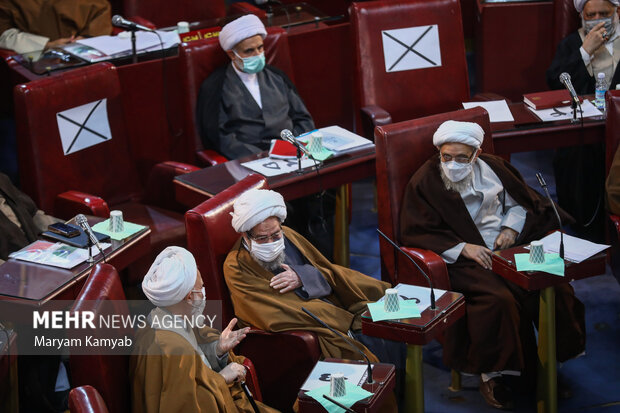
[
  {"x1": 606, "y1": 90, "x2": 620, "y2": 173},
  {"x1": 375, "y1": 107, "x2": 493, "y2": 283},
  {"x1": 350, "y1": 0, "x2": 471, "y2": 124},
  {"x1": 185, "y1": 174, "x2": 268, "y2": 324},
  {"x1": 69, "y1": 385, "x2": 110, "y2": 413},
  {"x1": 179, "y1": 27, "x2": 295, "y2": 154},
  {"x1": 553, "y1": 0, "x2": 580, "y2": 50},
  {"x1": 123, "y1": 0, "x2": 226, "y2": 28},
  {"x1": 14, "y1": 62, "x2": 142, "y2": 213},
  {"x1": 69, "y1": 263, "x2": 130, "y2": 413}
]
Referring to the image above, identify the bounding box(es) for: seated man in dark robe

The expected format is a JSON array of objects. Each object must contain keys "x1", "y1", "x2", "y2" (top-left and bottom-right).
[
  {"x1": 224, "y1": 189, "x2": 404, "y2": 408},
  {"x1": 0, "y1": 0, "x2": 112, "y2": 53},
  {"x1": 131, "y1": 246, "x2": 278, "y2": 413},
  {"x1": 546, "y1": 0, "x2": 619, "y2": 240},
  {"x1": 196, "y1": 14, "x2": 314, "y2": 159},
  {"x1": 399, "y1": 121, "x2": 586, "y2": 410}
]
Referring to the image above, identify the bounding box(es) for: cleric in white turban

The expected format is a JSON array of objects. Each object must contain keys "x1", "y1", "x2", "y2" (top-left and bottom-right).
[
  {"x1": 218, "y1": 14, "x2": 267, "y2": 52},
  {"x1": 400, "y1": 115, "x2": 585, "y2": 409},
  {"x1": 574, "y1": 0, "x2": 619, "y2": 13},
  {"x1": 142, "y1": 246, "x2": 198, "y2": 307}
]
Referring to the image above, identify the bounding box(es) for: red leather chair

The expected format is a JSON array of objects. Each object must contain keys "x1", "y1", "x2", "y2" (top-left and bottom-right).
[
  {"x1": 605, "y1": 90, "x2": 620, "y2": 279},
  {"x1": 69, "y1": 263, "x2": 265, "y2": 412},
  {"x1": 13, "y1": 62, "x2": 200, "y2": 280},
  {"x1": 178, "y1": 27, "x2": 295, "y2": 166},
  {"x1": 350, "y1": 0, "x2": 498, "y2": 139},
  {"x1": 553, "y1": 0, "x2": 581, "y2": 50},
  {"x1": 374, "y1": 106, "x2": 494, "y2": 286},
  {"x1": 69, "y1": 386, "x2": 109, "y2": 413},
  {"x1": 122, "y1": 0, "x2": 226, "y2": 28},
  {"x1": 185, "y1": 174, "x2": 320, "y2": 412}
]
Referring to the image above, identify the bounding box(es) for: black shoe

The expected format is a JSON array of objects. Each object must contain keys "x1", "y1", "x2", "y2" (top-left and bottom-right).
[{"x1": 479, "y1": 377, "x2": 515, "y2": 410}]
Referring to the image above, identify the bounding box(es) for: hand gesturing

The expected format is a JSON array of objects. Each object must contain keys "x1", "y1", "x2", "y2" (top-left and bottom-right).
[{"x1": 216, "y1": 318, "x2": 250, "y2": 356}]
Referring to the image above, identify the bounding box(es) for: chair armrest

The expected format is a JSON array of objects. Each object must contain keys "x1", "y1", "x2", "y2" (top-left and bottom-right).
[
  {"x1": 471, "y1": 93, "x2": 511, "y2": 103},
  {"x1": 54, "y1": 191, "x2": 110, "y2": 219},
  {"x1": 68, "y1": 385, "x2": 109, "y2": 413},
  {"x1": 400, "y1": 247, "x2": 451, "y2": 290},
  {"x1": 143, "y1": 161, "x2": 201, "y2": 211},
  {"x1": 610, "y1": 214, "x2": 620, "y2": 237},
  {"x1": 242, "y1": 358, "x2": 263, "y2": 403},
  {"x1": 197, "y1": 149, "x2": 228, "y2": 167},
  {"x1": 229, "y1": 2, "x2": 267, "y2": 17},
  {"x1": 361, "y1": 105, "x2": 392, "y2": 141}
]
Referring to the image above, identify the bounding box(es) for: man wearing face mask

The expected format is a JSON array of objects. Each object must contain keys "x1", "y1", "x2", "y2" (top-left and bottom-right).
[
  {"x1": 547, "y1": 0, "x2": 620, "y2": 94},
  {"x1": 399, "y1": 121, "x2": 586, "y2": 410},
  {"x1": 196, "y1": 14, "x2": 315, "y2": 159},
  {"x1": 131, "y1": 246, "x2": 278, "y2": 413}
]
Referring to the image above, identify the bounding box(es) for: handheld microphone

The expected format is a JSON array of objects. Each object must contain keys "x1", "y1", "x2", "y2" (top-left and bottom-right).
[
  {"x1": 535, "y1": 173, "x2": 564, "y2": 260},
  {"x1": 376, "y1": 229, "x2": 436, "y2": 310},
  {"x1": 559, "y1": 72, "x2": 580, "y2": 107},
  {"x1": 75, "y1": 214, "x2": 107, "y2": 261},
  {"x1": 112, "y1": 15, "x2": 154, "y2": 32},
  {"x1": 301, "y1": 307, "x2": 373, "y2": 384},
  {"x1": 280, "y1": 129, "x2": 313, "y2": 158}
]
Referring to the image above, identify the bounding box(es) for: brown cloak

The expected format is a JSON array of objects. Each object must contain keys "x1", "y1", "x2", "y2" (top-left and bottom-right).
[
  {"x1": 400, "y1": 154, "x2": 586, "y2": 374},
  {"x1": 130, "y1": 324, "x2": 279, "y2": 413},
  {"x1": 0, "y1": 0, "x2": 111, "y2": 40},
  {"x1": 224, "y1": 226, "x2": 390, "y2": 363}
]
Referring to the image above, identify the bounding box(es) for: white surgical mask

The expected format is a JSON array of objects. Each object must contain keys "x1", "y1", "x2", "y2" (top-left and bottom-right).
[
  {"x1": 250, "y1": 237, "x2": 285, "y2": 262},
  {"x1": 188, "y1": 287, "x2": 206, "y2": 317},
  {"x1": 441, "y1": 160, "x2": 473, "y2": 183}
]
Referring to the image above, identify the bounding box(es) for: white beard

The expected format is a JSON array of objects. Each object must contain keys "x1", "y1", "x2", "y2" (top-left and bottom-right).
[
  {"x1": 251, "y1": 249, "x2": 286, "y2": 272},
  {"x1": 439, "y1": 162, "x2": 473, "y2": 193}
]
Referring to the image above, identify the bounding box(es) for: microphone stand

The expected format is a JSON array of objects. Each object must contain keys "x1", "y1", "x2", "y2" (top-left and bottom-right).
[
  {"x1": 295, "y1": 145, "x2": 303, "y2": 174},
  {"x1": 571, "y1": 96, "x2": 578, "y2": 124},
  {"x1": 86, "y1": 235, "x2": 95, "y2": 264},
  {"x1": 130, "y1": 29, "x2": 138, "y2": 64}
]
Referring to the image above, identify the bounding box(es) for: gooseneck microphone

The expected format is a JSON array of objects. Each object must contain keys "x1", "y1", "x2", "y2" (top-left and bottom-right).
[
  {"x1": 535, "y1": 173, "x2": 564, "y2": 260},
  {"x1": 301, "y1": 307, "x2": 373, "y2": 384},
  {"x1": 559, "y1": 72, "x2": 580, "y2": 107},
  {"x1": 376, "y1": 229, "x2": 436, "y2": 310},
  {"x1": 76, "y1": 214, "x2": 107, "y2": 262},
  {"x1": 280, "y1": 129, "x2": 313, "y2": 158},
  {"x1": 111, "y1": 15, "x2": 154, "y2": 32}
]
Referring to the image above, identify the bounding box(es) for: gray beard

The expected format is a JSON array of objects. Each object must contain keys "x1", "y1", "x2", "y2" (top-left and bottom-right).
[
  {"x1": 439, "y1": 163, "x2": 473, "y2": 193},
  {"x1": 251, "y1": 249, "x2": 286, "y2": 272}
]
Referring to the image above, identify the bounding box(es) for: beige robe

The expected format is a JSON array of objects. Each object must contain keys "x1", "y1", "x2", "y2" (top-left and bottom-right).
[
  {"x1": 224, "y1": 226, "x2": 390, "y2": 363},
  {"x1": 130, "y1": 324, "x2": 279, "y2": 413}
]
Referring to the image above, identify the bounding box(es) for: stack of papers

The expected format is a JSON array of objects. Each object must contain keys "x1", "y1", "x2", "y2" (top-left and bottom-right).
[
  {"x1": 10, "y1": 240, "x2": 111, "y2": 269},
  {"x1": 527, "y1": 99, "x2": 602, "y2": 122},
  {"x1": 74, "y1": 30, "x2": 180, "y2": 58},
  {"x1": 298, "y1": 126, "x2": 374, "y2": 156},
  {"x1": 535, "y1": 231, "x2": 609, "y2": 263}
]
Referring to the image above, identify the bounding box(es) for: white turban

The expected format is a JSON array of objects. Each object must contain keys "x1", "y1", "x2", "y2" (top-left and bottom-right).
[
  {"x1": 433, "y1": 120, "x2": 485, "y2": 149},
  {"x1": 219, "y1": 14, "x2": 267, "y2": 51},
  {"x1": 142, "y1": 246, "x2": 197, "y2": 307},
  {"x1": 574, "y1": 0, "x2": 619, "y2": 12},
  {"x1": 231, "y1": 189, "x2": 287, "y2": 233}
]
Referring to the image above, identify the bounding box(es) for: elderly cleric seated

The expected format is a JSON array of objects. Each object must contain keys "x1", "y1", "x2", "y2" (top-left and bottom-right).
[
  {"x1": 223, "y1": 189, "x2": 405, "y2": 406},
  {"x1": 399, "y1": 120, "x2": 586, "y2": 410},
  {"x1": 196, "y1": 14, "x2": 315, "y2": 159},
  {"x1": 130, "y1": 246, "x2": 278, "y2": 413}
]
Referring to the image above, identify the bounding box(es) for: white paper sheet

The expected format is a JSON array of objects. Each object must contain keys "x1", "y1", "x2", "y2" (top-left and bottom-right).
[
  {"x1": 527, "y1": 99, "x2": 602, "y2": 122},
  {"x1": 298, "y1": 126, "x2": 374, "y2": 155},
  {"x1": 537, "y1": 231, "x2": 609, "y2": 263},
  {"x1": 381, "y1": 25, "x2": 441, "y2": 72},
  {"x1": 241, "y1": 157, "x2": 316, "y2": 177},
  {"x1": 375, "y1": 283, "x2": 448, "y2": 313},
  {"x1": 462, "y1": 100, "x2": 515, "y2": 122},
  {"x1": 300, "y1": 361, "x2": 369, "y2": 391},
  {"x1": 76, "y1": 30, "x2": 179, "y2": 56},
  {"x1": 57, "y1": 99, "x2": 112, "y2": 155}
]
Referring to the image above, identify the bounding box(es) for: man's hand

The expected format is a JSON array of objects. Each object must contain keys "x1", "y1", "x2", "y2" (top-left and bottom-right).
[
  {"x1": 45, "y1": 35, "x2": 83, "y2": 49},
  {"x1": 461, "y1": 243, "x2": 493, "y2": 270},
  {"x1": 269, "y1": 264, "x2": 302, "y2": 293},
  {"x1": 583, "y1": 21, "x2": 608, "y2": 55},
  {"x1": 216, "y1": 318, "x2": 250, "y2": 356},
  {"x1": 218, "y1": 362, "x2": 246, "y2": 384},
  {"x1": 493, "y1": 228, "x2": 518, "y2": 250}
]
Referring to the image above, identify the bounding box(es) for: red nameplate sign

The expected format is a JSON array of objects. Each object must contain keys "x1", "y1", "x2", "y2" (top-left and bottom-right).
[{"x1": 180, "y1": 27, "x2": 220, "y2": 43}]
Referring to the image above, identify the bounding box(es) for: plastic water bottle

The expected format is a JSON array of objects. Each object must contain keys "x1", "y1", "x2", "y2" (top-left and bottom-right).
[{"x1": 595, "y1": 72, "x2": 607, "y2": 112}]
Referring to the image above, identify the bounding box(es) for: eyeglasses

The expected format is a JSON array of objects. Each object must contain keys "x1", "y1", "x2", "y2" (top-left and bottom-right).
[
  {"x1": 440, "y1": 152, "x2": 475, "y2": 164},
  {"x1": 190, "y1": 287, "x2": 205, "y2": 299},
  {"x1": 247, "y1": 228, "x2": 283, "y2": 244}
]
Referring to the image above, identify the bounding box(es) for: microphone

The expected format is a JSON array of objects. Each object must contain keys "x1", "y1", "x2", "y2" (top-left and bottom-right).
[
  {"x1": 535, "y1": 173, "x2": 564, "y2": 260},
  {"x1": 376, "y1": 229, "x2": 436, "y2": 310},
  {"x1": 559, "y1": 72, "x2": 580, "y2": 107},
  {"x1": 280, "y1": 129, "x2": 313, "y2": 158},
  {"x1": 75, "y1": 214, "x2": 106, "y2": 260},
  {"x1": 112, "y1": 15, "x2": 154, "y2": 32},
  {"x1": 301, "y1": 307, "x2": 373, "y2": 384}
]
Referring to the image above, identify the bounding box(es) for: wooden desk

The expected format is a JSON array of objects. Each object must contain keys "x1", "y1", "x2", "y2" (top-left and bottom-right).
[
  {"x1": 492, "y1": 246, "x2": 606, "y2": 413},
  {"x1": 297, "y1": 358, "x2": 395, "y2": 413},
  {"x1": 0, "y1": 217, "x2": 150, "y2": 307},
  {"x1": 360, "y1": 291, "x2": 466, "y2": 413}
]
